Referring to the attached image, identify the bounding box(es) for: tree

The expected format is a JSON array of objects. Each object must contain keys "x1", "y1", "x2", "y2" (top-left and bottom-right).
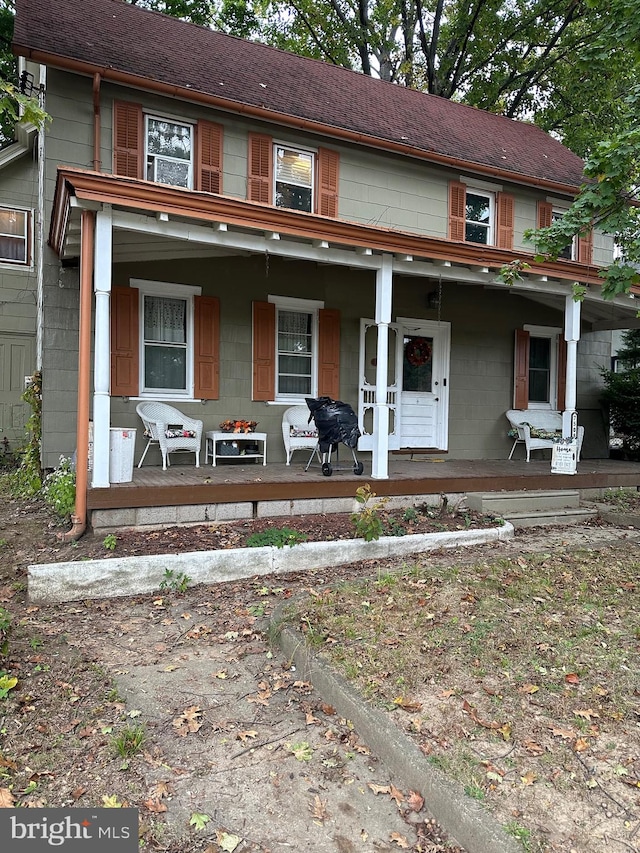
[
  {"x1": 0, "y1": 0, "x2": 17, "y2": 147},
  {"x1": 518, "y1": 1, "x2": 640, "y2": 299},
  {"x1": 129, "y1": 1, "x2": 638, "y2": 157}
]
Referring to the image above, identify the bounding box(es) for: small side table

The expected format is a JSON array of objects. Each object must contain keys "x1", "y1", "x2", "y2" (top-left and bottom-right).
[{"x1": 205, "y1": 431, "x2": 267, "y2": 467}]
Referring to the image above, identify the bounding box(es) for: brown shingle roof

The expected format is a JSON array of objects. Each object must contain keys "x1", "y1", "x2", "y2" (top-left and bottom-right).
[{"x1": 14, "y1": 0, "x2": 586, "y2": 190}]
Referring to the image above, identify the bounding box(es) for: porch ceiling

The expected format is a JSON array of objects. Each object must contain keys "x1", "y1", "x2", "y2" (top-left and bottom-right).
[{"x1": 53, "y1": 167, "x2": 639, "y2": 330}]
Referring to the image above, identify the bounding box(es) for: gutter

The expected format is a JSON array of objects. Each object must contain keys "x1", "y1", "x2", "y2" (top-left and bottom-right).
[
  {"x1": 59, "y1": 208, "x2": 94, "y2": 542},
  {"x1": 13, "y1": 45, "x2": 584, "y2": 198}
]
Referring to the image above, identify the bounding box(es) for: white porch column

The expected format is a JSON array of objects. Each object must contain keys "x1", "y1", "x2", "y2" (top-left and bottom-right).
[
  {"x1": 562, "y1": 293, "x2": 581, "y2": 437},
  {"x1": 371, "y1": 254, "x2": 393, "y2": 479},
  {"x1": 91, "y1": 206, "x2": 113, "y2": 488}
]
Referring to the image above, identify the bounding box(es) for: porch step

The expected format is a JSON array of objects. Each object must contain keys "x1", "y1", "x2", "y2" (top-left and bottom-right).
[
  {"x1": 466, "y1": 490, "x2": 597, "y2": 529},
  {"x1": 467, "y1": 489, "x2": 581, "y2": 514}
]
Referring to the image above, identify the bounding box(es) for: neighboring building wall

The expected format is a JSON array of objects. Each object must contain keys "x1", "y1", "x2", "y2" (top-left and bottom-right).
[{"x1": 0, "y1": 156, "x2": 38, "y2": 446}]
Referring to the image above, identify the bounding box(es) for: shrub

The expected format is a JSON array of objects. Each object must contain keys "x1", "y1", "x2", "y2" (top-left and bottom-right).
[
  {"x1": 601, "y1": 367, "x2": 640, "y2": 460},
  {"x1": 42, "y1": 456, "x2": 76, "y2": 522}
]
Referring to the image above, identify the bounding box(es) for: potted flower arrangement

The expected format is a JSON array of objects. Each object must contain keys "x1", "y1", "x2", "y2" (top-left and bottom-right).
[{"x1": 219, "y1": 419, "x2": 258, "y2": 434}]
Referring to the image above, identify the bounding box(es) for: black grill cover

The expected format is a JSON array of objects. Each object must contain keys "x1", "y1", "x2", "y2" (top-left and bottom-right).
[{"x1": 305, "y1": 397, "x2": 361, "y2": 452}]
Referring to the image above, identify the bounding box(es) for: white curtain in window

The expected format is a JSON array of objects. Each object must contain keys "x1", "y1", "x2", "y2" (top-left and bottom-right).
[{"x1": 144, "y1": 296, "x2": 186, "y2": 343}]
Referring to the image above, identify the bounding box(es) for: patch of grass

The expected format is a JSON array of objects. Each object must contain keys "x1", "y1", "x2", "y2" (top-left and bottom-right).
[
  {"x1": 602, "y1": 487, "x2": 640, "y2": 513},
  {"x1": 284, "y1": 544, "x2": 640, "y2": 849},
  {"x1": 111, "y1": 723, "x2": 146, "y2": 760},
  {"x1": 245, "y1": 527, "x2": 308, "y2": 548}
]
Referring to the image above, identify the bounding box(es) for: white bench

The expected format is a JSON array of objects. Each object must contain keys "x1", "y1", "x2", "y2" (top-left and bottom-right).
[{"x1": 506, "y1": 409, "x2": 584, "y2": 463}]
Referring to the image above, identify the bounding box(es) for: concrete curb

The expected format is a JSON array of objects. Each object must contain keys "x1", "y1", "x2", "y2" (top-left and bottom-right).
[
  {"x1": 28, "y1": 522, "x2": 514, "y2": 604},
  {"x1": 270, "y1": 614, "x2": 521, "y2": 853},
  {"x1": 593, "y1": 504, "x2": 640, "y2": 529}
]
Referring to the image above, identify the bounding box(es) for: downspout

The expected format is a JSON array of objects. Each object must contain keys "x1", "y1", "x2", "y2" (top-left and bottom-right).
[
  {"x1": 35, "y1": 64, "x2": 46, "y2": 370},
  {"x1": 92, "y1": 73, "x2": 101, "y2": 172},
  {"x1": 60, "y1": 208, "x2": 94, "y2": 541}
]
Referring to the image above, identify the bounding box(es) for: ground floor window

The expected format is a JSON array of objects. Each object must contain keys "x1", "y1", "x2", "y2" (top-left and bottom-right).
[
  {"x1": 136, "y1": 282, "x2": 202, "y2": 397},
  {"x1": 0, "y1": 207, "x2": 30, "y2": 265}
]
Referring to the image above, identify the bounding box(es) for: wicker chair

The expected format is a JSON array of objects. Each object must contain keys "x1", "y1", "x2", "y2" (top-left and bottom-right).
[
  {"x1": 282, "y1": 405, "x2": 320, "y2": 465},
  {"x1": 136, "y1": 402, "x2": 203, "y2": 470}
]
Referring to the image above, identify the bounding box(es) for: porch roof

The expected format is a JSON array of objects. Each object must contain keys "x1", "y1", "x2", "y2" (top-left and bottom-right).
[{"x1": 52, "y1": 167, "x2": 640, "y2": 332}]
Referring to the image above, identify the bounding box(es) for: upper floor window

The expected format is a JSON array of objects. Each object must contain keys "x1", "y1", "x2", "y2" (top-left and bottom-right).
[
  {"x1": 551, "y1": 209, "x2": 575, "y2": 260},
  {"x1": 113, "y1": 101, "x2": 222, "y2": 194},
  {"x1": 448, "y1": 181, "x2": 513, "y2": 249},
  {"x1": 465, "y1": 191, "x2": 493, "y2": 245},
  {"x1": 0, "y1": 207, "x2": 30, "y2": 265},
  {"x1": 145, "y1": 117, "x2": 194, "y2": 189},
  {"x1": 275, "y1": 146, "x2": 314, "y2": 212},
  {"x1": 248, "y1": 133, "x2": 339, "y2": 218}
]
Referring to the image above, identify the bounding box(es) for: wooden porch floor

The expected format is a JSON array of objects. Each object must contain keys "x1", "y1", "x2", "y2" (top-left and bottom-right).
[{"x1": 87, "y1": 454, "x2": 640, "y2": 511}]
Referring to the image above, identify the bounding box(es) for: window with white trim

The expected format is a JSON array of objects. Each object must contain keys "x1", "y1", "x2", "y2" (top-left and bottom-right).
[
  {"x1": 135, "y1": 280, "x2": 200, "y2": 397},
  {"x1": 0, "y1": 207, "x2": 30, "y2": 265},
  {"x1": 274, "y1": 145, "x2": 314, "y2": 212},
  {"x1": 145, "y1": 116, "x2": 194, "y2": 189},
  {"x1": 551, "y1": 209, "x2": 576, "y2": 260},
  {"x1": 271, "y1": 296, "x2": 321, "y2": 400},
  {"x1": 465, "y1": 190, "x2": 493, "y2": 244},
  {"x1": 525, "y1": 325, "x2": 560, "y2": 409}
]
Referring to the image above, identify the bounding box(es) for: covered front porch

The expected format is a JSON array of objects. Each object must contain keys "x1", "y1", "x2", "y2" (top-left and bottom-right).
[{"x1": 87, "y1": 454, "x2": 640, "y2": 531}]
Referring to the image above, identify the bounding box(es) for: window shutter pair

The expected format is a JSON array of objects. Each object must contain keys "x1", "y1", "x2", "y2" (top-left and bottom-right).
[
  {"x1": 247, "y1": 134, "x2": 339, "y2": 216},
  {"x1": 537, "y1": 201, "x2": 593, "y2": 264},
  {"x1": 110, "y1": 287, "x2": 220, "y2": 399},
  {"x1": 448, "y1": 181, "x2": 514, "y2": 248},
  {"x1": 252, "y1": 301, "x2": 341, "y2": 401},
  {"x1": 513, "y1": 329, "x2": 567, "y2": 411},
  {"x1": 112, "y1": 101, "x2": 223, "y2": 193}
]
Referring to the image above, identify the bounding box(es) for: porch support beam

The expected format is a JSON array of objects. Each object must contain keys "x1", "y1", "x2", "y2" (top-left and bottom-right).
[
  {"x1": 92, "y1": 206, "x2": 113, "y2": 488},
  {"x1": 371, "y1": 254, "x2": 393, "y2": 480},
  {"x1": 563, "y1": 293, "x2": 581, "y2": 438}
]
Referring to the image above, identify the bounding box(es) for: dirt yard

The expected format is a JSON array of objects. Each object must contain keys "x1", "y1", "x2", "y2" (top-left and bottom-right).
[{"x1": 1, "y1": 481, "x2": 640, "y2": 852}]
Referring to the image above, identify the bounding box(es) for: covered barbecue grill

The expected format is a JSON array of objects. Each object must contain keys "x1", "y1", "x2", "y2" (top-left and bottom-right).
[{"x1": 305, "y1": 396, "x2": 363, "y2": 476}]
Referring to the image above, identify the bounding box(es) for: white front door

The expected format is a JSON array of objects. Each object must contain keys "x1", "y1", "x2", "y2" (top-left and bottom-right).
[{"x1": 358, "y1": 318, "x2": 450, "y2": 451}]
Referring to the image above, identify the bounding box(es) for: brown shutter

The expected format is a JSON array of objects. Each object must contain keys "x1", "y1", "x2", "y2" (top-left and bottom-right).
[
  {"x1": 448, "y1": 181, "x2": 466, "y2": 241},
  {"x1": 578, "y1": 229, "x2": 593, "y2": 264},
  {"x1": 113, "y1": 101, "x2": 143, "y2": 179},
  {"x1": 316, "y1": 148, "x2": 339, "y2": 218},
  {"x1": 111, "y1": 286, "x2": 139, "y2": 396},
  {"x1": 247, "y1": 134, "x2": 272, "y2": 203},
  {"x1": 514, "y1": 328, "x2": 529, "y2": 410},
  {"x1": 556, "y1": 336, "x2": 567, "y2": 412},
  {"x1": 318, "y1": 309, "x2": 340, "y2": 398},
  {"x1": 252, "y1": 300, "x2": 275, "y2": 401},
  {"x1": 537, "y1": 200, "x2": 553, "y2": 229},
  {"x1": 496, "y1": 192, "x2": 514, "y2": 249},
  {"x1": 194, "y1": 296, "x2": 220, "y2": 400},
  {"x1": 196, "y1": 121, "x2": 223, "y2": 194}
]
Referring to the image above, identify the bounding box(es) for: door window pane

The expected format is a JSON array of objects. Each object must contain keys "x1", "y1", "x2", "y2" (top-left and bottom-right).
[{"x1": 403, "y1": 336, "x2": 433, "y2": 393}]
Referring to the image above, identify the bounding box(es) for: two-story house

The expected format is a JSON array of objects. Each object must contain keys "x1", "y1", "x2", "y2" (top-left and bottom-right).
[{"x1": 9, "y1": 0, "x2": 640, "y2": 530}]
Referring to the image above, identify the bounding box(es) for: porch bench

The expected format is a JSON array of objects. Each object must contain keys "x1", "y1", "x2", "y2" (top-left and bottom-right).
[{"x1": 506, "y1": 409, "x2": 584, "y2": 463}]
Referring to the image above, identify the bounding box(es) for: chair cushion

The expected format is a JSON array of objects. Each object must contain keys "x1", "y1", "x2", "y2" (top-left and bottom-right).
[
  {"x1": 290, "y1": 428, "x2": 317, "y2": 438},
  {"x1": 165, "y1": 428, "x2": 196, "y2": 438}
]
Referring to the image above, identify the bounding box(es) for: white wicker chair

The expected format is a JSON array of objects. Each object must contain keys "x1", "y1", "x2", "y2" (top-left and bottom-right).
[
  {"x1": 136, "y1": 402, "x2": 203, "y2": 470},
  {"x1": 282, "y1": 405, "x2": 319, "y2": 466}
]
